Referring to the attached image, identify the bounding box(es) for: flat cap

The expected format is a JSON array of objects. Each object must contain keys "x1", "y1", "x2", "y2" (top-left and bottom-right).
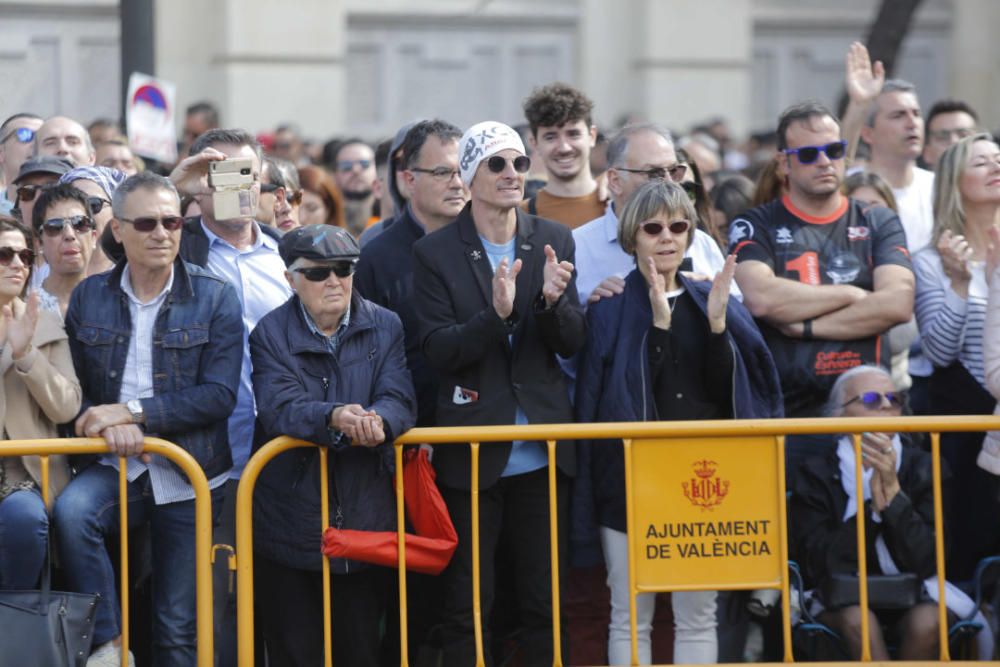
[
  {"x1": 13, "y1": 156, "x2": 75, "y2": 185},
  {"x1": 279, "y1": 224, "x2": 360, "y2": 267}
]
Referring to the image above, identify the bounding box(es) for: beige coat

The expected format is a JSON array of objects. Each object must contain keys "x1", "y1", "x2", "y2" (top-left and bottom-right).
[{"x1": 0, "y1": 298, "x2": 82, "y2": 500}]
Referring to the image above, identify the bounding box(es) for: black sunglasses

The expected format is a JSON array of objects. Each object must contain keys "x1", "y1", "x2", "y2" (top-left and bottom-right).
[
  {"x1": 641, "y1": 220, "x2": 690, "y2": 236},
  {"x1": 86, "y1": 196, "x2": 112, "y2": 216},
  {"x1": 486, "y1": 155, "x2": 531, "y2": 174},
  {"x1": 783, "y1": 140, "x2": 847, "y2": 165},
  {"x1": 260, "y1": 183, "x2": 281, "y2": 194},
  {"x1": 842, "y1": 391, "x2": 902, "y2": 410},
  {"x1": 283, "y1": 189, "x2": 303, "y2": 206},
  {"x1": 0, "y1": 246, "x2": 35, "y2": 267},
  {"x1": 293, "y1": 261, "x2": 358, "y2": 281},
  {"x1": 680, "y1": 180, "x2": 704, "y2": 204},
  {"x1": 16, "y1": 184, "x2": 49, "y2": 203},
  {"x1": 118, "y1": 215, "x2": 185, "y2": 232},
  {"x1": 40, "y1": 215, "x2": 96, "y2": 237}
]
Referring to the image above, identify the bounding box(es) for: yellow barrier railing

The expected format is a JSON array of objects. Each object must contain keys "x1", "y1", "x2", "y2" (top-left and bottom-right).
[
  {"x1": 236, "y1": 415, "x2": 1000, "y2": 666},
  {"x1": 0, "y1": 437, "x2": 215, "y2": 667}
]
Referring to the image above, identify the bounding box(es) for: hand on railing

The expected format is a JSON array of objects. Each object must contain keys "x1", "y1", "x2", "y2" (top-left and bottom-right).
[{"x1": 330, "y1": 404, "x2": 385, "y2": 447}]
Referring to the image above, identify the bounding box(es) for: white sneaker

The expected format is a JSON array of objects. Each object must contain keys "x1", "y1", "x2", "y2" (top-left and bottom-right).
[{"x1": 87, "y1": 640, "x2": 136, "y2": 667}]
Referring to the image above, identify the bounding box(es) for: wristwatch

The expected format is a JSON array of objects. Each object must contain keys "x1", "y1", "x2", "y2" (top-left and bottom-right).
[{"x1": 126, "y1": 399, "x2": 145, "y2": 424}]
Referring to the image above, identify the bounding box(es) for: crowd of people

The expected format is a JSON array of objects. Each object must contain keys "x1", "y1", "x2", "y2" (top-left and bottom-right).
[{"x1": 0, "y1": 40, "x2": 998, "y2": 666}]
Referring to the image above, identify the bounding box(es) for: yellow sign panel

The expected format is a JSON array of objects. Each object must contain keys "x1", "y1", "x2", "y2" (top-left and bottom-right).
[{"x1": 628, "y1": 436, "x2": 784, "y2": 590}]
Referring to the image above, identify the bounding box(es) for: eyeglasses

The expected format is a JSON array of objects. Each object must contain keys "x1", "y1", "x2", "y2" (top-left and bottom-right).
[
  {"x1": 40, "y1": 215, "x2": 95, "y2": 237},
  {"x1": 260, "y1": 183, "x2": 281, "y2": 194},
  {"x1": 118, "y1": 215, "x2": 185, "y2": 232},
  {"x1": 615, "y1": 163, "x2": 688, "y2": 183},
  {"x1": 0, "y1": 127, "x2": 35, "y2": 144},
  {"x1": 0, "y1": 246, "x2": 35, "y2": 267},
  {"x1": 783, "y1": 140, "x2": 847, "y2": 165},
  {"x1": 293, "y1": 261, "x2": 357, "y2": 281},
  {"x1": 284, "y1": 189, "x2": 303, "y2": 206},
  {"x1": 842, "y1": 391, "x2": 902, "y2": 410},
  {"x1": 337, "y1": 159, "x2": 372, "y2": 173},
  {"x1": 486, "y1": 155, "x2": 531, "y2": 174},
  {"x1": 640, "y1": 220, "x2": 691, "y2": 236},
  {"x1": 929, "y1": 128, "x2": 975, "y2": 143},
  {"x1": 410, "y1": 167, "x2": 462, "y2": 181},
  {"x1": 680, "y1": 180, "x2": 703, "y2": 204},
  {"x1": 15, "y1": 184, "x2": 48, "y2": 203},
  {"x1": 87, "y1": 196, "x2": 112, "y2": 216}
]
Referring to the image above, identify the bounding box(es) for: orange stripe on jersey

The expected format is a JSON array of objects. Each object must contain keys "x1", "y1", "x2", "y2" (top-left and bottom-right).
[
  {"x1": 782, "y1": 194, "x2": 849, "y2": 225},
  {"x1": 895, "y1": 245, "x2": 910, "y2": 259},
  {"x1": 732, "y1": 240, "x2": 756, "y2": 254}
]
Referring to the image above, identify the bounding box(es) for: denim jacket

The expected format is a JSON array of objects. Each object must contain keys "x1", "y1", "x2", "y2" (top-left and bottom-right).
[{"x1": 64, "y1": 258, "x2": 244, "y2": 480}]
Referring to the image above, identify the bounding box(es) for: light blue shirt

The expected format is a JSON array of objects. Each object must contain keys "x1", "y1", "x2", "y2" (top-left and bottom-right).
[
  {"x1": 201, "y1": 221, "x2": 292, "y2": 478},
  {"x1": 572, "y1": 201, "x2": 739, "y2": 306},
  {"x1": 478, "y1": 234, "x2": 547, "y2": 478}
]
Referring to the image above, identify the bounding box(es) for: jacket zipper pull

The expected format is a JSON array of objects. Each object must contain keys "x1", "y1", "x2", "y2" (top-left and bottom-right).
[
  {"x1": 322, "y1": 377, "x2": 329, "y2": 390},
  {"x1": 334, "y1": 505, "x2": 344, "y2": 529}
]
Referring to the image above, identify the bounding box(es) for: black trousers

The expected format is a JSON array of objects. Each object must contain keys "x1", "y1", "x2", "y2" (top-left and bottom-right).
[
  {"x1": 439, "y1": 467, "x2": 569, "y2": 667},
  {"x1": 255, "y1": 555, "x2": 391, "y2": 666}
]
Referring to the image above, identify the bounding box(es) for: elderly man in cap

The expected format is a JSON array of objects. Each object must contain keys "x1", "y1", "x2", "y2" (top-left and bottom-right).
[
  {"x1": 11, "y1": 155, "x2": 74, "y2": 231},
  {"x1": 413, "y1": 120, "x2": 586, "y2": 665},
  {"x1": 248, "y1": 224, "x2": 416, "y2": 666}
]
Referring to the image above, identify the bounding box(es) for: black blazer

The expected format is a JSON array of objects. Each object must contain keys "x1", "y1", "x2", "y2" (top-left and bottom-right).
[{"x1": 413, "y1": 203, "x2": 585, "y2": 490}]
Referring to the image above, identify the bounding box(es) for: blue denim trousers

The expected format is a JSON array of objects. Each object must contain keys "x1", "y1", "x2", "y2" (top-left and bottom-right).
[
  {"x1": 0, "y1": 488, "x2": 48, "y2": 589},
  {"x1": 53, "y1": 464, "x2": 222, "y2": 667}
]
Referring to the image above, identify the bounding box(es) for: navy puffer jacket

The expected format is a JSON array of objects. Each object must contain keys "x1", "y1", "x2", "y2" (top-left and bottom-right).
[{"x1": 249, "y1": 292, "x2": 416, "y2": 572}]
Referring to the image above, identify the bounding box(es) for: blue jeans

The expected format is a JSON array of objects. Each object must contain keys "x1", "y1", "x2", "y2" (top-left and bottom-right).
[
  {"x1": 0, "y1": 488, "x2": 48, "y2": 589},
  {"x1": 53, "y1": 464, "x2": 222, "y2": 667}
]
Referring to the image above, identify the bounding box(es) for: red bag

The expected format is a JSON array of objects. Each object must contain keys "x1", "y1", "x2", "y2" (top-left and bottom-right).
[{"x1": 321, "y1": 447, "x2": 458, "y2": 575}]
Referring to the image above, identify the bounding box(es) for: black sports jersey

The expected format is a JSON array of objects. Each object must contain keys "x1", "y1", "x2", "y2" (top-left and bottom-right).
[{"x1": 728, "y1": 195, "x2": 912, "y2": 416}]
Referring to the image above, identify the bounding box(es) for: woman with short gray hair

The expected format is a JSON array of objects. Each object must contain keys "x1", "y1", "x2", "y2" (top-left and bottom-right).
[{"x1": 575, "y1": 180, "x2": 782, "y2": 664}]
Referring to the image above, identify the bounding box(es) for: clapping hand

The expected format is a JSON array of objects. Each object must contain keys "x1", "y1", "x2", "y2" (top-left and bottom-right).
[
  {"x1": 706, "y1": 255, "x2": 736, "y2": 334},
  {"x1": 541, "y1": 244, "x2": 574, "y2": 307},
  {"x1": 492, "y1": 256, "x2": 523, "y2": 320},
  {"x1": 645, "y1": 257, "x2": 672, "y2": 330},
  {"x1": 860, "y1": 432, "x2": 900, "y2": 512},
  {"x1": 0, "y1": 291, "x2": 39, "y2": 361},
  {"x1": 937, "y1": 230, "x2": 973, "y2": 296}
]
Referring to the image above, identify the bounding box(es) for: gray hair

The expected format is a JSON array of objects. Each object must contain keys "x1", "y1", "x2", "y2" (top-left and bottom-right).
[
  {"x1": 617, "y1": 180, "x2": 696, "y2": 256},
  {"x1": 824, "y1": 364, "x2": 894, "y2": 417},
  {"x1": 866, "y1": 79, "x2": 920, "y2": 127},
  {"x1": 111, "y1": 172, "x2": 180, "y2": 219},
  {"x1": 189, "y1": 127, "x2": 263, "y2": 163},
  {"x1": 606, "y1": 123, "x2": 674, "y2": 169}
]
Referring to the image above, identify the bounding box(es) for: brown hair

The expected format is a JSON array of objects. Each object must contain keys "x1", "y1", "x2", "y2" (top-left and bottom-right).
[{"x1": 297, "y1": 165, "x2": 346, "y2": 228}]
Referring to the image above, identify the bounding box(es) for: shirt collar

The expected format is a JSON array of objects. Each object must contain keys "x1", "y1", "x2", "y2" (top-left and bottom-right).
[
  {"x1": 298, "y1": 298, "x2": 351, "y2": 349},
  {"x1": 201, "y1": 219, "x2": 276, "y2": 252},
  {"x1": 120, "y1": 264, "x2": 174, "y2": 307}
]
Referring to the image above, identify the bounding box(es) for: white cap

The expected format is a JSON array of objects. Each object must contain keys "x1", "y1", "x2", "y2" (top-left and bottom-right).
[{"x1": 458, "y1": 121, "x2": 526, "y2": 187}]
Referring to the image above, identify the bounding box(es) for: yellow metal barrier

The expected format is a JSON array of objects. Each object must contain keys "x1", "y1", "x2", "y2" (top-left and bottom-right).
[
  {"x1": 0, "y1": 437, "x2": 216, "y2": 667},
  {"x1": 236, "y1": 416, "x2": 1000, "y2": 666}
]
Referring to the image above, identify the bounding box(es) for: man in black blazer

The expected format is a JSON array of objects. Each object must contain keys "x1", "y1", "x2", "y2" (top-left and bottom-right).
[{"x1": 413, "y1": 120, "x2": 586, "y2": 666}]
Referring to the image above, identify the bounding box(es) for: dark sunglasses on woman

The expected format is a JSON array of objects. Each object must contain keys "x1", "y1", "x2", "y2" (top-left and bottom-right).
[
  {"x1": 641, "y1": 220, "x2": 691, "y2": 236},
  {"x1": 86, "y1": 196, "x2": 112, "y2": 216},
  {"x1": 0, "y1": 246, "x2": 35, "y2": 267},
  {"x1": 841, "y1": 391, "x2": 901, "y2": 409}
]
